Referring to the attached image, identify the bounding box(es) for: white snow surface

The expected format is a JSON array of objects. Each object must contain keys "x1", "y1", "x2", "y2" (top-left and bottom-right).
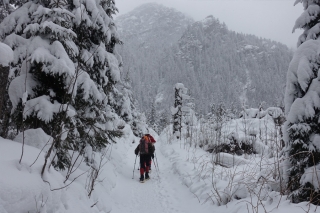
[
  {"x1": 0, "y1": 42, "x2": 13, "y2": 66},
  {"x1": 13, "y1": 128, "x2": 53, "y2": 152},
  {"x1": 0, "y1": 122, "x2": 319, "y2": 213}
]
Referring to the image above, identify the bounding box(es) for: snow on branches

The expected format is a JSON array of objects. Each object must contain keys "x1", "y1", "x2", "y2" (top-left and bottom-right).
[
  {"x1": 0, "y1": 0, "x2": 126, "y2": 175},
  {"x1": 0, "y1": 42, "x2": 13, "y2": 67},
  {"x1": 172, "y1": 83, "x2": 191, "y2": 139},
  {"x1": 284, "y1": 39, "x2": 320, "y2": 204}
]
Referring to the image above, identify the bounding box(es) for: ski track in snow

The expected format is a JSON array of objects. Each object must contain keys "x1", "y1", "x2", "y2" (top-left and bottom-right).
[{"x1": 110, "y1": 140, "x2": 212, "y2": 213}]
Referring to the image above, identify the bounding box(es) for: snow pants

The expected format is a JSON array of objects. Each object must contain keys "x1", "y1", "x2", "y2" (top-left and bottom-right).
[{"x1": 140, "y1": 154, "x2": 151, "y2": 176}]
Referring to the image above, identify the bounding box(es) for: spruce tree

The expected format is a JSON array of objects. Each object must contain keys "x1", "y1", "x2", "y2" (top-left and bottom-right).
[
  {"x1": 157, "y1": 110, "x2": 168, "y2": 133},
  {"x1": 1, "y1": 0, "x2": 79, "y2": 171},
  {"x1": 0, "y1": 1, "x2": 13, "y2": 23},
  {"x1": 70, "y1": 0, "x2": 123, "y2": 157},
  {"x1": 171, "y1": 83, "x2": 189, "y2": 139},
  {"x1": 0, "y1": 0, "x2": 124, "y2": 174},
  {"x1": 293, "y1": 0, "x2": 320, "y2": 47},
  {"x1": 284, "y1": 0, "x2": 320, "y2": 204},
  {"x1": 147, "y1": 101, "x2": 158, "y2": 133}
]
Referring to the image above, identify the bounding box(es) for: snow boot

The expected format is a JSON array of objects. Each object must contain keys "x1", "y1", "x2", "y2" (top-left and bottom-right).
[
  {"x1": 145, "y1": 172, "x2": 150, "y2": 180},
  {"x1": 139, "y1": 175, "x2": 144, "y2": 183}
]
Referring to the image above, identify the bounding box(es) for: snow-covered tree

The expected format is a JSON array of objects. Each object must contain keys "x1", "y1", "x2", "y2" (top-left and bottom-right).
[
  {"x1": 0, "y1": 42, "x2": 13, "y2": 138},
  {"x1": 146, "y1": 101, "x2": 159, "y2": 133},
  {"x1": 0, "y1": 0, "x2": 124, "y2": 174},
  {"x1": 284, "y1": 39, "x2": 320, "y2": 204},
  {"x1": 0, "y1": 0, "x2": 80, "y2": 172},
  {"x1": 293, "y1": 0, "x2": 320, "y2": 47},
  {"x1": 131, "y1": 112, "x2": 148, "y2": 137},
  {"x1": 71, "y1": 0, "x2": 123, "y2": 159},
  {"x1": 158, "y1": 110, "x2": 169, "y2": 133},
  {"x1": 171, "y1": 83, "x2": 189, "y2": 139},
  {"x1": 183, "y1": 102, "x2": 196, "y2": 139},
  {"x1": 118, "y1": 66, "x2": 150, "y2": 137},
  {"x1": 210, "y1": 102, "x2": 226, "y2": 138},
  {"x1": 283, "y1": 0, "x2": 320, "y2": 203},
  {"x1": 0, "y1": 1, "x2": 14, "y2": 23},
  {"x1": 149, "y1": 102, "x2": 156, "y2": 126}
]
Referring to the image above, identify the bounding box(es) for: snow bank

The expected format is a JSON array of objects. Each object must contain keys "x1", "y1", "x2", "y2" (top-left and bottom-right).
[
  {"x1": 13, "y1": 128, "x2": 53, "y2": 152},
  {"x1": 216, "y1": 152, "x2": 250, "y2": 167},
  {"x1": 0, "y1": 123, "x2": 137, "y2": 213},
  {"x1": 158, "y1": 125, "x2": 318, "y2": 212}
]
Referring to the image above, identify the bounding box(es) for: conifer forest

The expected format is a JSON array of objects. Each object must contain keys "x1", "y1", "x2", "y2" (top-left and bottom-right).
[{"x1": 0, "y1": 1, "x2": 319, "y2": 213}]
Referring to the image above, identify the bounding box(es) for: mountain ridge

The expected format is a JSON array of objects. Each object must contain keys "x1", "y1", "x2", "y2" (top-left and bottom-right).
[{"x1": 115, "y1": 3, "x2": 292, "y2": 128}]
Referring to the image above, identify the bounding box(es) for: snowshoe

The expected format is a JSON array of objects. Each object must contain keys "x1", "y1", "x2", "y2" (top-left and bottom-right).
[{"x1": 139, "y1": 175, "x2": 144, "y2": 183}]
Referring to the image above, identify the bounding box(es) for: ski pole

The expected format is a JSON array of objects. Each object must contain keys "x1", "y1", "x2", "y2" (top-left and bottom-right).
[
  {"x1": 153, "y1": 159, "x2": 160, "y2": 179},
  {"x1": 132, "y1": 155, "x2": 137, "y2": 179},
  {"x1": 155, "y1": 152, "x2": 159, "y2": 171}
]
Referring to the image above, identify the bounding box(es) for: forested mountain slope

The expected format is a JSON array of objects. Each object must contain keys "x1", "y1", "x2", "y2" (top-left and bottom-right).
[
  {"x1": 116, "y1": 3, "x2": 192, "y2": 48},
  {"x1": 116, "y1": 3, "x2": 193, "y2": 124},
  {"x1": 177, "y1": 15, "x2": 292, "y2": 110},
  {"x1": 116, "y1": 3, "x2": 292, "y2": 123}
]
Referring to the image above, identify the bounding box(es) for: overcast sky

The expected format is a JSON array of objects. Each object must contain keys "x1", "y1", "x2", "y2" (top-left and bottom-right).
[{"x1": 115, "y1": 0, "x2": 303, "y2": 49}]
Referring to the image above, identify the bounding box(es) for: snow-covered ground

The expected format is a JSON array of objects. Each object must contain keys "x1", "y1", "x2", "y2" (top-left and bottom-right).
[
  {"x1": 0, "y1": 121, "x2": 319, "y2": 213},
  {"x1": 156, "y1": 128, "x2": 318, "y2": 213},
  {"x1": 110, "y1": 132, "x2": 212, "y2": 213}
]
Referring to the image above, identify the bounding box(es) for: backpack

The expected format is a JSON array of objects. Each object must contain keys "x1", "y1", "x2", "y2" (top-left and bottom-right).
[
  {"x1": 145, "y1": 134, "x2": 156, "y2": 143},
  {"x1": 139, "y1": 136, "x2": 150, "y2": 155}
]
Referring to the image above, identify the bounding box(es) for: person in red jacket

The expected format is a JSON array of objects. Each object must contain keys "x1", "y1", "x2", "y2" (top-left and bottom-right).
[{"x1": 134, "y1": 134, "x2": 155, "y2": 182}]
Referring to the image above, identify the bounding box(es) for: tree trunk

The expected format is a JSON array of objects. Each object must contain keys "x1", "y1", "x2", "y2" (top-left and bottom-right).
[{"x1": 0, "y1": 65, "x2": 10, "y2": 138}]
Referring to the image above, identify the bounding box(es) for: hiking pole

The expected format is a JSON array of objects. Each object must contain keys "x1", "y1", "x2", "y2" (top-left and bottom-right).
[
  {"x1": 132, "y1": 155, "x2": 137, "y2": 179},
  {"x1": 155, "y1": 152, "x2": 160, "y2": 171},
  {"x1": 153, "y1": 159, "x2": 160, "y2": 180}
]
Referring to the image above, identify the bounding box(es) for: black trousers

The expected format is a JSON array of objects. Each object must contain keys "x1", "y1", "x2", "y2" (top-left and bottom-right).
[{"x1": 140, "y1": 154, "x2": 151, "y2": 175}]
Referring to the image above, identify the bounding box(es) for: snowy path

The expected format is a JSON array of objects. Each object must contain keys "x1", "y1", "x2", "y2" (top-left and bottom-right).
[{"x1": 110, "y1": 140, "x2": 212, "y2": 213}]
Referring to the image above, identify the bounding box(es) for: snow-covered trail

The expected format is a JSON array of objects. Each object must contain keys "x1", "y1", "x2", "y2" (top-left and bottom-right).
[{"x1": 110, "y1": 139, "x2": 212, "y2": 213}]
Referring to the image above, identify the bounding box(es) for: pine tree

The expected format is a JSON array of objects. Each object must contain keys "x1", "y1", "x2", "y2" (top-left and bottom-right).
[
  {"x1": 283, "y1": 0, "x2": 320, "y2": 204},
  {"x1": 71, "y1": 0, "x2": 123, "y2": 157},
  {"x1": 0, "y1": 0, "x2": 79, "y2": 172},
  {"x1": 0, "y1": 1, "x2": 13, "y2": 23},
  {"x1": 148, "y1": 102, "x2": 155, "y2": 126},
  {"x1": 0, "y1": 0, "x2": 124, "y2": 174},
  {"x1": 147, "y1": 101, "x2": 159, "y2": 132},
  {"x1": 171, "y1": 83, "x2": 189, "y2": 139},
  {"x1": 209, "y1": 102, "x2": 226, "y2": 154},
  {"x1": 158, "y1": 110, "x2": 168, "y2": 133},
  {"x1": 293, "y1": 0, "x2": 320, "y2": 47},
  {"x1": 118, "y1": 68, "x2": 149, "y2": 137}
]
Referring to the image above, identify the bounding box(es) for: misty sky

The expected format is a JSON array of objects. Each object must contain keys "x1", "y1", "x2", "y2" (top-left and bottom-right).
[{"x1": 115, "y1": 0, "x2": 303, "y2": 49}]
